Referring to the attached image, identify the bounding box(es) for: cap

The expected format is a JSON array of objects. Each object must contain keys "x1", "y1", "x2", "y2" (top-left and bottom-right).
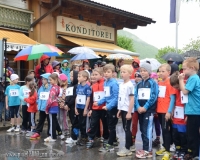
[
  {"x1": 140, "y1": 62, "x2": 152, "y2": 74},
  {"x1": 10, "y1": 74, "x2": 19, "y2": 81},
  {"x1": 59, "y1": 73, "x2": 68, "y2": 81}
]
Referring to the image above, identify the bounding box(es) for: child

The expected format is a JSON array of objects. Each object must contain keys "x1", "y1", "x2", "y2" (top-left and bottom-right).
[
  {"x1": 19, "y1": 75, "x2": 33, "y2": 133},
  {"x1": 61, "y1": 60, "x2": 71, "y2": 84},
  {"x1": 30, "y1": 73, "x2": 52, "y2": 140},
  {"x1": 28, "y1": 70, "x2": 37, "y2": 82},
  {"x1": 116, "y1": 65, "x2": 134, "y2": 156},
  {"x1": 156, "y1": 64, "x2": 176, "y2": 160},
  {"x1": 170, "y1": 71, "x2": 187, "y2": 159},
  {"x1": 57, "y1": 73, "x2": 69, "y2": 139},
  {"x1": 45, "y1": 73, "x2": 62, "y2": 142},
  {"x1": 178, "y1": 58, "x2": 200, "y2": 159},
  {"x1": 94, "y1": 64, "x2": 119, "y2": 152},
  {"x1": 134, "y1": 63, "x2": 158, "y2": 159},
  {"x1": 65, "y1": 70, "x2": 79, "y2": 144},
  {"x1": 75, "y1": 70, "x2": 91, "y2": 146},
  {"x1": 52, "y1": 60, "x2": 61, "y2": 73},
  {"x1": 86, "y1": 68, "x2": 109, "y2": 149},
  {"x1": 24, "y1": 81, "x2": 38, "y2": 136},
  {"x1": 5, "y1": 74, "x2": 21, "y2": 132}
]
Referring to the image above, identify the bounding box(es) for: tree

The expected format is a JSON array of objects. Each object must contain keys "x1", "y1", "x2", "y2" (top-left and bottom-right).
[
  {"x1": 182, "y1": 36, "x2": 200, "y2": 52},
  {"x1": 155, "y1": 46, "x2": 182, "y2": 63},
  {"x1": 117, "y1": 35, "x2": 135, "y2": 52}
]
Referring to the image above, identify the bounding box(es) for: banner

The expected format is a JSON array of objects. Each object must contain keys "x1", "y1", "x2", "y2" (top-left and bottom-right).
[{"x1": 170, "y1": 0, "x2": 181, "y2": 23}]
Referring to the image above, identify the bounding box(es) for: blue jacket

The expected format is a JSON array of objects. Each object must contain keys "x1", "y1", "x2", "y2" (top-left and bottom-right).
[
  {"x1": 135, "y1": 78, "x2": 158, "y2": 113},
  {"x1": 61, "y1": 60, "x2": 71, "y2": 84},
  {"x1": 98, "y1": 78, "x2": 119, "y2": 110},
  {"x1": 37, "y1": 84, "x2": 52, "y2": 111}
]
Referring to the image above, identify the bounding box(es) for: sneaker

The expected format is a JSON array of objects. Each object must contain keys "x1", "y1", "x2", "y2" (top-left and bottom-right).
[
  {"x1": 86, "y1": 140, "x2": 94, "y2": 149},
  {"x1": 26, "y1": 131, "x2": 35, "y2": 137},
  {"x1": 30, "y1": 133, "x2": 40, "y2": 140},
  {"x1": 100, "y1": 137, "x2": 104, "y2": 142},
  {"x1": 130, "y1": 144, "x2": 136, "y2": 152},
  {"x1": 44, "y1": 137, "x2": 56, "y2": 142},
  {"x1": 178, "y1": 152, "x2": 185, "y2": 160},
  {"x1": 173, "y1": 150, "x2": 180, "y2": 159},
  {"x1": 184, "y1": 153, "x2": 193, "y2": 160},
  {"x1": 59, "y1": 135, "x2": 65, "y2": 140},
  {"x1": 76, "y1": 138, "x2": 88, "y2": 146},
  {"x1": 161, "y1": 151, "x2": 171, "y2": 160},
  {"x1": 65, "y1": 137, "x2": 77, "y2": 144},
  {"x1": 156, "y1": 147, "x2": 166, "y2": 156},
  {"x1": 170, "y1": 144, "x2": 176, "y2": 152},
  {"x1": 136, "y1": 150, "x2": 153, "y2": 159},
  {"x1": 117, "y1": 147, "x2": 132, "y2": 157},
  {"x1": 20, "y1": 129, "x2": 27, "y2": 134},
  {"x1": 7, "y1": 127, "x2": 15, "y2": 132},
  {"x1": 14, "y1": 127, "x2": 20, "y2": 132},
  {"x1": 99, "y1": 144, "x2": 114, "y2": 152},
  {"x1": 113, "y1": 141, "x2": 119, "y2": 146},
  {"x1": 152, "y1": 137, "x2": 160, "y2": 147}
]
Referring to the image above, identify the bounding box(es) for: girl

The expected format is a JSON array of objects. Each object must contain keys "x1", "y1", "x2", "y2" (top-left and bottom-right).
[
  {"x1": 52, "y1": 60, "x2": 61, "y2": 73},
  {"x1": 45, "y1": 73, "x2": 62, "y2": 142},
  {"x1": 61, "y1": 60, "x2": 71, "y2": 84},
  {"x1": 57, "y1": 73, "x2": 69, "y2": 139},
  {"x1": 19, "y1": 75, "x2": 33, "y2": 133},
  {"x1": 24, "y1": 81, "x2": 38, "y2": 137},
  {"x1": 5, "y1": 74, "x2": 21, "y2": 132}
]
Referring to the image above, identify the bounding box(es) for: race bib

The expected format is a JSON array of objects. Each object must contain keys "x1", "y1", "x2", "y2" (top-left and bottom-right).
[
  {"x1": 180, "y1": 91, "x2": 188, "y2": 104},
  {"x1": 174, "y1": 106, "x2": 184, "y2": 119},
  {"x1": 76, "y1": 95, "x2": 86, "y2": 105},
  {"x1": 66, "y1": 87, "x2": 74, "y2": 96},
  {"x1": 138, "y1": 88, "x2": 150, "y2": 100},
  {"x1": 104, "y1": 86, "x2": 110, "y2": 97},
  {"x1": 23, "y1": 89, "x2": 30, "y2": 97},
  {"x1": 158, "y1": 86, "x2": 166, "y2": 98},
  {"x1": 10, "y1": 89, "x2": 19, "y2": 97},
  {"x1": 39, "y1": 92, "x2": 49, "y2": 100},
  {"x1": 94, "y1": 91, "x2": 105, "y2": 101}
]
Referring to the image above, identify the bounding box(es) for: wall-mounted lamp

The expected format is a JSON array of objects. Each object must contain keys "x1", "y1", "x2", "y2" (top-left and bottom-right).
[
  {"x1": 96, "y1": 20, "x2": 101, "y2": 26},
  {"x1": 79, "y1": 14, "x2": 84, "y2": 20},
  {"x1": 112, "y1": 23, "x2": 116, "y2": 28}
]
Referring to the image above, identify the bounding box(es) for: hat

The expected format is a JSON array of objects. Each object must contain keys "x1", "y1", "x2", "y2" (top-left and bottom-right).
[
  {"x1": 41, "y1": 73, "x2": 51, "y2": 80},
  {"x1": 52, "y1": 72, "x2": 59, "y2": 77},
  {"x1": 52, "y1": 61, "x2": 61, "y2": 68},
  {"x1": 150, "y1": 72, "x2": 158, "y2": 79},
  {"x1": 59, "y1": 73, "x2": 68, "y2": 81},
  {"x1": 10, "y1": 74, "x2": 19, "y2": 81},
  {"x1": 135, "y1": 71, "x2": 142, "y2": 78},
  {"x1": 140, "y1": 63, "x2": 152, "y2": 74}
]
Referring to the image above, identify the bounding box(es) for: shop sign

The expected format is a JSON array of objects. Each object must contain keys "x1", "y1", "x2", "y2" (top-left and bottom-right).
[
  {"x1": 6, "y1": 43, "x2": 29, "y2": 51},
  {"x1": 56, "y1": 16, "x2": 115, "y2": 42}
]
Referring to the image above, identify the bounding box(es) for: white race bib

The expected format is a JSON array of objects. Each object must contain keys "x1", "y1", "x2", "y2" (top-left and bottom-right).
[
  {"x1": 138, "y1": 88, "x2": 150, "y2": 100},
  {"x1": 174, "y1": 106, "x2": 184, "y2": 119},
  {"x1": 23, "y1": 89, "x2": 30, "y2": 97},
  {"x1": 39, "y1": 92, "x2": 49, "y2": 100},
  {"x1": 158, "y1": 86, "x2": 166, "y2": 98},
  {"x1": 66, "y1": 87, "x2": 74, "y2": 96},
  {"x1": 76, "y1": 95, "x2": 86, "y2": 105},
  {"x1": 180, "y1": 91, "x2": 188, "y2": 104},
  {"x1": 104, "y1": 86, "x2": 110, "y2": 97},
  {"x1": 10, "y1": 89, "x2": 19, "y2": 97},
  {"x1": 94, "y1": 91, "x2": 105, "y2": 101}
]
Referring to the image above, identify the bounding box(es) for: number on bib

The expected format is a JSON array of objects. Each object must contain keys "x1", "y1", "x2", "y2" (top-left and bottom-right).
[
  {"x1": 104, "y1": 87, "x2": 110, "y2": 97},
  {"x1": 93, "y1": 91, "x2": 105, "y2": 101},
  {"x1": 10, "y1": 89, "x2": 19, "y2": 97},
  {"x1": 76, "y1": 95, "x2": 86, "y2": 105},
  {"x1": 39, "y1": 92, "x2": 49, "y2": 100},
  {"x1": 174, "y1": 106, "x2": 184, "y2": 119},
  {"x1": 138, "y1": 88, "x2": 150, "y2": 100},
  {"x1": 180, "y1": 91, "x2": 188, "y2": 104},
  {"x1": 66, "y1": 87, "x2": 74, "y2": 96}
]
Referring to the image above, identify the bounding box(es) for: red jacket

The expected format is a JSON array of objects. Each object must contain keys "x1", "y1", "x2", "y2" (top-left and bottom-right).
[
  {"x1": 92, "y1": 78, "x2": 105, "y2": 110},
  {"x1": 24, "y1": 91, "x2": 38, "y2": 113},
  {"x1": 130, "y1": 58, "x2": 140, "y2": 79}
]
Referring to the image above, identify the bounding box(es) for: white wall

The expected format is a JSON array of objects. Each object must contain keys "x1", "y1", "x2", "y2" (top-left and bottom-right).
[{"x1": 0, "y1": 0, "x2": 28, "y2": 9}]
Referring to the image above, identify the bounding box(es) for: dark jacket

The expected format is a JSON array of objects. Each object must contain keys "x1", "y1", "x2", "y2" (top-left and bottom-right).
[
  {"x1": 0, "y1": 83, "x2": 5, "y2": 102},
  {"x1": 65, "y1": 70, "x2": 78, "y2": 108}
]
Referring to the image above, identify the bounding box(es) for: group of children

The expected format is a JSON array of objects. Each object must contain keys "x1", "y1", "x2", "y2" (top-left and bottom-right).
[{"x1": 3, "y1": 57, "x2": 200, "y2": 160}]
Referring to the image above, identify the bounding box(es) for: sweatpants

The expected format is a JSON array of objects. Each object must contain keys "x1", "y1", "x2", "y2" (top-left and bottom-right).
[
  {"x1": 58, "y1": 108, "x2": 69, "y2": 133},
  {"x1": 153, "y1": 114, "x2": 161, "y2": 137},
  {"x1": 138, "y1": 112, "x2": 154, "y2": 151},
  {"x1": 28, "y1": 113, "x2": 36, "y2": 128},
  {"x1": 77, "y1": 108, "x2": 87, "y2": 139},
  {"x1": 35, "y1": 111, "x2": 47, "y2": 134},
  {"x1": 107, "y1": 107, "x2": 118, "y2": 145},
  {"x1": 47, "y1": 113, "x2": 62, "y2": 139},
  {"x1": 87, "y1": 110, "x2": 109, "y2": 140},
  {"x1": 68, "y1": 107, "x2": 79, "y2": 140},
  {"x1": 21, "y1": 105, "x2": 30, "y2": 130},
  {"x1": 121, "y1": 110, "x2": 133, "y2": 150},
  {"x1": 158, "y1": 113, "x2": 172, "y2": 152},
  {"x1": 186, "y1": 115, "x2": 200, "y2": 158},
  {"x1": 132, "y1": 111, "x2": 138, "y2": 142},
  {"x1": 173, "y1": 127, "x2": 187, "y2": 152}
]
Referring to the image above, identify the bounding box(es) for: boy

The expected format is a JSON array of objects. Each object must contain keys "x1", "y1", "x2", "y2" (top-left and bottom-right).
[
  {"x1": 94, "y1": 64, "x2": 119, "y2": 152},
  {"x1": 178, "y1": 58, "x2": 200, "y2": 159},
  {"x1": 75, "y1": 70, "x2": 91, "y2": 146},
  {"x1": 134, "y1": 63, "x2": 158, "y2": 159},
  {"x1": 156, "y1": 64, "x2": 176, "y2": 160},
  {"x1": 116, "y1": 65, "x2": 134, "y2": 157},
  {"x1": 170, "y1": 71, "x2": 187, "y2": 159}
]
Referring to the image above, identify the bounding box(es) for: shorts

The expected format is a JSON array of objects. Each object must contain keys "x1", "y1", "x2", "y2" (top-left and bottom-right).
[{"x1": 9, "y1": 106, "x2": 20, "y2": 118}]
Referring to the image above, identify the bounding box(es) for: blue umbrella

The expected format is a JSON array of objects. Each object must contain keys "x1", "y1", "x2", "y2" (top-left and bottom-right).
[
  {"x1": 70, "y1": 53, "x2": 101, "y2": 61},
  {"x1": 68, "y1": 47, "x2": 96, "y2": 55}
]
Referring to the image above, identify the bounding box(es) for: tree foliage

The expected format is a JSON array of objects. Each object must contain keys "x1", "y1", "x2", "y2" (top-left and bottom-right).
[
  {"x1": 182, "y1": 36, "x2": 200, "y2": 52},
  {"x1": 117, "y1": 35, "x2": 135, "y2": 52}
]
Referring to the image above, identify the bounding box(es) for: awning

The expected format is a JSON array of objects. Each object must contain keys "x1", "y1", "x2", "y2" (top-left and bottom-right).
[
  {"x1": 59, "y1": 35, "x2": 139, "y2": 57},
  {"x1": 0, "y1": 30, "x2": 38, "y2": 51}
]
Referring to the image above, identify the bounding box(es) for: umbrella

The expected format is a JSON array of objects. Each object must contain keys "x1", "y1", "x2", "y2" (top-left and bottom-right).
[
  {"x1": 106, "y1": 53, "x2": 133, "y2": 60},
  {"x1": 182, "y1": 50, "x2": 200, "y2": 58},
  {"x1": 68, "y1": 47, "x2": 96, "y2": 55},
  {"x1": 14, "y1": 44, "x2": 63, "y2": 61},
  {"x1": 140, "y1": 58, "x2": 161, "y2": 70},
  {"x1": 70, "y1": 53, "x2": 101, "y2": 61},
  {"x1": 162, "y1": 52, "x2": 185, "y2": 62}
]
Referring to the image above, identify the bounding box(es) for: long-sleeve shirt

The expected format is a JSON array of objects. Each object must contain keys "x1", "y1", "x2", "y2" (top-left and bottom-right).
[{"x1": 24, "y1": 91, "x2": 38, "y2": 113}]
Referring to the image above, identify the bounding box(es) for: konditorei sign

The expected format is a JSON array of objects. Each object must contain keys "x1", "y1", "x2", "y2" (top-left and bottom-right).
[{"x1": 56, "y1": 16, "x2": 115, "y2": 42}]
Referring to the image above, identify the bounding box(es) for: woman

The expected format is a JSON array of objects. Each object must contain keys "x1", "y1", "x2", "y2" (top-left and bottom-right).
[{"x1": 116, "y1": 59, "x2": 124, "y2": 78}]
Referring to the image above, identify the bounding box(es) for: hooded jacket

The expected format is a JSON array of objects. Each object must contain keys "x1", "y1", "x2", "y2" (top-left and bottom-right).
[
  {"x1": 61, "y1": 60, "x2": 71, "y2": 84},
  {"x1": 24, "y1": 91, "x2": 38, "y2": 113},
  {"x1": 65, "y1": 70, "x2": 78, "y2": 108},
  {"x1": 130, "y1": 58, "x2": 140, "y2": 79}
]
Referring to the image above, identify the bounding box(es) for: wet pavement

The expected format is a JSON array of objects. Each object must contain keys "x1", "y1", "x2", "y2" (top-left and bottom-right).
[{"x1": 0, "y1": 121, "x2": 164, "y2": 160}]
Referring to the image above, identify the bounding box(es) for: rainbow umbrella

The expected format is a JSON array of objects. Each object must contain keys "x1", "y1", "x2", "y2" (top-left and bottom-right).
[{"x1": 14, "y1": 44, "x2": 63, "y2": 61}]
